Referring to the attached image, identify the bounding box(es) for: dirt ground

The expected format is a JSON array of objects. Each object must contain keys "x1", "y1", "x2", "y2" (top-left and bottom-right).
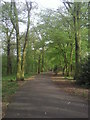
[{"x1": 51, "y1": 73, "x2": 89, "y2": 100}]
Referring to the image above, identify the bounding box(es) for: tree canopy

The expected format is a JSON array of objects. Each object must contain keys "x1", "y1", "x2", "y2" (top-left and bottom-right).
[{"x1": 1, "y1": 1, "x2": 89, "y2": 85}]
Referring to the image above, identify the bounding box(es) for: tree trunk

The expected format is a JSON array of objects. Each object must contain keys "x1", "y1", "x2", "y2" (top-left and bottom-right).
[
  {"x1": 21, "y1": 46, "x2": 27, "y2": 80},
  {"x1": 64, "y1": 52, "x2": 69, "y2": 76},
  {"x1": 88, "y1": 2, "x2": 90, "y2": 48},
  {"x1": 10, "y1": 1, "x2": 22, "y2": 81},
  {"x1": 16, "y1": 32, "x2": 22, "y2": 81},
  {"x1": 21, "y1": 2, "x2": 32, "y2": 80},
  {"x1": 62, "y1": 66, "x2": 65, "y2": 75},
  {"x1": 41, "y1": 47, "x2": 44, "y2": 72},
  {"x1": 7, "y1": 38, "x2": 12, "y2": 75},
  {"x1": 73, "y1": 2, "x2": 81, "y2": 79},
  {"x1": 6, "y1": 27, "x2": 13, "y2": 75},
  {"x1": 38, "y1": 54, "x2": 41, "y2": 74},
  {"x1": 70, "y1": 43, "x2": 73, "y2": 76}
]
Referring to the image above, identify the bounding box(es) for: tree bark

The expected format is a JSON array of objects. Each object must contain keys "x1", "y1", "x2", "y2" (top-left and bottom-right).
[
  {"x1": 6, "y1": 27, "x2": 14, "y2": 75},
  {"x1": 10, "y1": 1, "x2": 22, "y2": 80},
  {"x1": 21, "y1": 2, "x2": 32, "y2": 80},
  {"x1": 7, "y1": 36, "x2": 12, "y2": 75},
  {"x1": 70, "y1": 43, "x2": 73, "y2": 76},
  {"x1": 88, "y1": 2, "x2": 90, "y2": 49},
  {"x1": 73, "y1": 2, "x2": 81, "y2": 79}
]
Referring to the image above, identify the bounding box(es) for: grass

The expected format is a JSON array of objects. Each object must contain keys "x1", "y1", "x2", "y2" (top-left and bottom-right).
[
  {"x1": 2, "y1": 73, "x2": 36, "y2": 102},
  {"x1": 2, "y1": 75, "x2": 16, "y2": 81},
  {"x1": 2, "y1": 80, "x2": 18, "y2": 102},
  {"x1": 2, "y1": 75, "x2": 18, "y2": 102},
  {"x1": 64, "y1": 76, "x2": 74, "y2": 80},
  {"x1": 2, "y1": 73, "x2": 36, "y2": 117}
]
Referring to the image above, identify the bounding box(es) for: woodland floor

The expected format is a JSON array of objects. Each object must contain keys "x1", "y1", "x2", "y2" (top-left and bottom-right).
[{"x1": 2, "y1": 72, "x2": 89, "y2": 118}]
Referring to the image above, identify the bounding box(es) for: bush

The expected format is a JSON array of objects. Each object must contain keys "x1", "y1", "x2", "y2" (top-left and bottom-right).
[
  {"x1": 53, "y1": 65, "x2": 58, "y2": 75},
  {"x1": 77, "y1": 55, "x2": 90, "y2": 86}
]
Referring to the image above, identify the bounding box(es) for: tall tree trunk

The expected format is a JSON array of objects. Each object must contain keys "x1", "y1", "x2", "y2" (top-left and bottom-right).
[
  {"x1": 14, "y1": 3, "x2": 22, "y2": 81},
  {"x1": 10, "y1": 1, "x2": 22, "y2": 80},
  {"x1": 21, "y1": 2, "x2": 32, "y2": 80},
  {"x1": 7, "y1": 37, "x2": 12, "y2": 75},
  {"x1": 88, "y1": 2, "x2": 90, "y2": 49},
  {"x1": 64, "y1": 51, "x2": 69, "y2": 76},
  {"x1": 21, "y1": 46, "x2": 27, "y2": 80},
  {"x1": 73, "y1": 2, "x2": 81, "y2": 79},
  {"x1": 6, "y1": 28, "x2": 13, "y2": 75},
  {"x1": 34, "y1": 49, "x2": 37, "y2": 73},
  {"x1": 16, "y1": 30, "x2": 21, "y2": 80}
]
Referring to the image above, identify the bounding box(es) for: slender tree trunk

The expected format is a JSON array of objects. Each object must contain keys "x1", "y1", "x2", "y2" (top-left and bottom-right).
[
  {"x1": 21, "y1": 2, "x2": 32, "y2": 80},
  {"x1": 73, "y1": 2, "x2": 81, "y2": 79},
  {"x1": 62, "y1": 66, "x2": 65, "y2": 75},
  {"x1": 21, "y1": 46, "x2": 27, "y2": 80},
  {"x1": 70, "y1": 43, "x2": 73, "y2": 76},
  {"x1": 64, "y1": 52, "x2": 69, "y2": 76},
  {"x1": 38, "y1": 54, "x2": 41, "y2": 74},
  {"x1": 34, "y1": 49, "x2": 37, "y2": 73},
  {"x1": 41, "y1": 47, "x2": 44, "y2": 72},
  {"x1": 7, "y1": 38, "x2": 12, "y2": 75},
  {"x1": 16, "y1": 31, "x2": 21, "y2": 80},
  {"x1": 6, "y1": 28, "x2": 14, "y2": 75}
]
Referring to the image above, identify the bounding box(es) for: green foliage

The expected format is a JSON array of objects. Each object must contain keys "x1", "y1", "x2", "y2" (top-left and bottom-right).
[
  {"x1": 53, "y1": 65, "x2": 58, "y2": 75},
  {"x1": 2, "y1": 79, "x2": 18, "y2": 102},
  {"x1": 2, "y1": 72, "x2": 35, "y2": 102},
  {"x1": 77, "y1": 55, "x2": 90, "y2": 86},
  {"x1": 1, "y1": 2, "x2": 89, "y2": 84}
]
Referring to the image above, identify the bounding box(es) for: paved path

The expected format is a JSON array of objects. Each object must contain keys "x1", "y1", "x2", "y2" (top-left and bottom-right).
[{"x1": 4, "y1": 73, "x2": 88, "y2": 118}]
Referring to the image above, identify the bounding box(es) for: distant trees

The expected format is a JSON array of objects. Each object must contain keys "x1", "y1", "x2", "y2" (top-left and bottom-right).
[
  {"x1": 58, "y1": 1, "x2": 88, "y2": 81},
  {"x1": 34, "y1": 2, "x2": 89, "y2": 82}
]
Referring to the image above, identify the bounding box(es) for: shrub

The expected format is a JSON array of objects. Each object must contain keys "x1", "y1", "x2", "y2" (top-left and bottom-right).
[
  {"x1": 77, "y1": 55, "x2": 90, "y2": 86},
  {"x1": 53, "y1": 65, "x2": 58, "y2": 75}
]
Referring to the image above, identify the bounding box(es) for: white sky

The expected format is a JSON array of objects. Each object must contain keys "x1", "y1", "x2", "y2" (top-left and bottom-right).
[
  {"x1": 32, "y1": 0, "x2": 62, "y2": 9},
  {"x1": 2, "y1": 0, "x2": 62, "y2": 9}
]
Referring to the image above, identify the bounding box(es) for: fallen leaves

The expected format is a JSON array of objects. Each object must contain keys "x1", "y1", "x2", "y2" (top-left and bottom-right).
[{"x1": 51, "y1": 75, "x2": 89, "y2": 100}]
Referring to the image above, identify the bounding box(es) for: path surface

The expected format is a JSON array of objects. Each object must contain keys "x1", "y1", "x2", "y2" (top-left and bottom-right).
[{"x1": 4, "y1": 72, "x2": 88, "y2": 118}]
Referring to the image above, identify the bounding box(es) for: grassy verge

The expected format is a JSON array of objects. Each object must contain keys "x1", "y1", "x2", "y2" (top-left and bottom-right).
[{"x1": 2, "y1": 73, "x2": 36, "y2": 102}]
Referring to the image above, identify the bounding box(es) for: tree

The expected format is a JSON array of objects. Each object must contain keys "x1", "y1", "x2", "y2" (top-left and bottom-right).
[
  {"x1": 10, "y1": 1, "x2": 22, "y2": 80},
  {"x1": 73, "y1": 2, "x2": 81, "y2": 79},
  {"x1": 9, "y1": 0, "x2": 37, "y2": 80},
  {"x1": 21, "y1": 1, "x2": 32, "y2": 80},
  {"x1": 2, "y1": 2, "x2": 14, "y2": 75}
]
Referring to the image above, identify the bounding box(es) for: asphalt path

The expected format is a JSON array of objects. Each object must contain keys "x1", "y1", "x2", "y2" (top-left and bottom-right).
[{"x1": 4, "y1": 72, "x2": 88, "y2": 118}]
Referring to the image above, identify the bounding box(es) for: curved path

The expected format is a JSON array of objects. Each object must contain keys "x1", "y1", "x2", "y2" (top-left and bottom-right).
[{"x1": 4, "y1": 72, "x2": 88, "y2": 118}]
